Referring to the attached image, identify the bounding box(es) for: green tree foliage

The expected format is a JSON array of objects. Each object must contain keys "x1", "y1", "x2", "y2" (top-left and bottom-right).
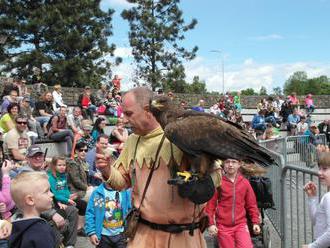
[
  {"x1": 241, "y1": 88, "x2": 256, "y2": 96},
  {"x1": 284, "y1": 71, "x2": 330, "y2": 95},
  {"x1": 162, "y1": 65, "x2": 187, "y2": 93},
  {"x1": 283, "y1": 71, "x2": 308, "y2": 95},
  {"x1": 186, "y1": 76, "x2": 207, "y2": 94},
  {"x1": 272, "y1": 86, "x2": 282, "y2": 96},
  {"x1": 0, "y1": 0, "x2": 119, "y2": 87},
  {"x1": 122, "y1": 0, "x2": 198, "y2": 90},
  {"x1": 319, "y1": 76, "x2": 330, "y2": 94}
]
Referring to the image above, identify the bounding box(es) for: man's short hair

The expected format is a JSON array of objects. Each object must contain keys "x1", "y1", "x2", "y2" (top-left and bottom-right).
[
  {"x1": 319, "y1": 152, "x2": 330, "y2": 168},
  {"x1": 97, "y1": 134, "x2": 109, "y2": 143},
  {"x1": 10, "y1": 172, "x2": 48, "y2": 209},
  {"x1": 126, "y1": 87, "x2": 153, "y2": 108},
  {"x1": 15, "y1": 114, "x2": 28, "y2": 122},
  {"x1": 75, "y1": 141, "x2": 87, "y2": 151},
  {"x1": 74, "y1": 106, "x2": 81, "y2": 112}
]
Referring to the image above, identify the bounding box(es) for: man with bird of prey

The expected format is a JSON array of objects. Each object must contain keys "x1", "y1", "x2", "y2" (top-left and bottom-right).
[
  {"x1": 96, "y1": 87, "x2": 222, "y2": 248},
  {"x1": 96, "y1": 87, "x2": 274, "y2": 248}
]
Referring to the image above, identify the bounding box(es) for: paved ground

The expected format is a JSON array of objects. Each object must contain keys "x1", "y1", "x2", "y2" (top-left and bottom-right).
[
  {"x1": 76, "y1": 236, "x2": 92, "y2": 248},
  {"x1": 76, "y1": 219, "x2": 281, "y2": 248}
]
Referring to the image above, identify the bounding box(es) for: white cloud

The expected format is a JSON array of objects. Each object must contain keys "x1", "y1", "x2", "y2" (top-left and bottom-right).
[
  {"x1": 249, "y1": 34, "x2": 284, "y2": 41},
  {"x1": 114, "y1": 47, "x2": 132, "y2": 58},
  {"x1": 101, "y1": 0, "x2": 135, "y2": 8},
  {"x1": 185, "y1": 57, "x2": 330, "y2": 93},
  {"x1": 105, "y1": 53, "x2": 330, "y2": 94},
  {"x1": 112, "y1": 61, "x2": 136, "y2": 90}
]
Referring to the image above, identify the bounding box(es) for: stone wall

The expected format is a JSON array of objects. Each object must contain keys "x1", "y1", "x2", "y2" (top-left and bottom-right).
[
  {"x1": 155, "y1": 93, "x2": 330, "y2": 109},
  {"x1": 60, "y1": 88, "x2": 330, "y2": 109},
  {"x1": 0, "y1": 79, "x2": 329, "y2": 108}
]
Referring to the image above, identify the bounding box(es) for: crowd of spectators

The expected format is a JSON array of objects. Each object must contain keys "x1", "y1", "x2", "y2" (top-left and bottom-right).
[
  {"x1": 158, "y1": 90, "x2": 328, "y2": 146},
  {"x1": 0, "y1": 77, "x2": 329, "y2": 247},
  {"x1": 0, "y1": 76, "x2": 128, "y2": 247}
]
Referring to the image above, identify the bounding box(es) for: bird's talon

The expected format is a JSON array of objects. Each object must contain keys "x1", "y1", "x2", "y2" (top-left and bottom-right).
[{"x1": 177, "y1": 171, "x2": 193, "y2": 182}]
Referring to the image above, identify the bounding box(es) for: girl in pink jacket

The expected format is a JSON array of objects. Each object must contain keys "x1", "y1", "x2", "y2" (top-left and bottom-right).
[
  {"x1": 0, "y1": 160, "x2": 16, "y2": 220},
  {"x1": 205, "y1": 159, "x2": 261, "y2": 248}
]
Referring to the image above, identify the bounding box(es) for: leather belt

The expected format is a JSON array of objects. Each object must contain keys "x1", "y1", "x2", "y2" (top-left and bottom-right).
[{"x1": 139, "y1": 217, "x2": 200, "y2": 234}]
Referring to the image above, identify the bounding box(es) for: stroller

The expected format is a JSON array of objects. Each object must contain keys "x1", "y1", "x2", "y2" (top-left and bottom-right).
[{"x1": 248, "y1": 176, "x2": 274, "y2": 248}]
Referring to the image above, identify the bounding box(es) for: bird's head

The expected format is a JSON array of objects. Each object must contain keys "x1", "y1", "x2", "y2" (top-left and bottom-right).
[
  {"x1": 150, "y1": 95, "x2": 170, "y2": 112},
  {"x1": 149, "y1": 95, "x2": 180, "y2": 129}
]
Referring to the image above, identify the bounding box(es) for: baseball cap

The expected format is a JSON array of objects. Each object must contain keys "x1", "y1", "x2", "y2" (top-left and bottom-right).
[
  {"x1": 84, "y1": 86, "x2": 91, "y2": 90},
  {"x1": 23, "y1": 96, "x2": 30, "y2": 102},
  {"x1": 26, "y1": 145, "x2": 44, "y2": 157}
]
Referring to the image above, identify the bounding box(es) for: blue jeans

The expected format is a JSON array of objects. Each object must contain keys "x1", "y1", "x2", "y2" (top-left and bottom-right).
[
  {"x1": 265, "y1": 116, "x2": 277, "y2": 126},
  {"x1": 306, "y1": 105, "x2": 315, "y2": 114},
  {"x1": 253, "y1": 123, "x2": 266, "y2": 131},
  {"x1": 35, "y1": 116, "x2": 51, "y2": 127},
  {"x1": 88, "y1": 105, "x2": 97, "y2": 113},
  {"x1": 50, "y1": 129, "x2": 74, "y2": 156}
]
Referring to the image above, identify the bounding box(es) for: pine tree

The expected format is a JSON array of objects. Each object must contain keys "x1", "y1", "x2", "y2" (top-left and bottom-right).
[
  {"x1": 0, "y1": 0, "x2": 119, "y2": 87},
  {"x1": 122, "y1": 0, "x2": 198, "y2": 90}
]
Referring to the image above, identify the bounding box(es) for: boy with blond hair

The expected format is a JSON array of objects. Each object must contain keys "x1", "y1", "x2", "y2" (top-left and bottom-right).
[{"x1": 9, "y1": 172, "x2": 56, "y2": 248}]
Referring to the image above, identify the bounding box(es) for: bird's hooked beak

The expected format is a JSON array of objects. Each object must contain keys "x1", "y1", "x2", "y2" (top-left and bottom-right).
[{"x1": 151, "y1": 100, "x2": 164, "y2": 110}]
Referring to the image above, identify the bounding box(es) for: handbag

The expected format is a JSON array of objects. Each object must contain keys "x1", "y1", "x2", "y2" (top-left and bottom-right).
[{"x1": 124, "y1": 134, "x2": 166, "y2": 240}]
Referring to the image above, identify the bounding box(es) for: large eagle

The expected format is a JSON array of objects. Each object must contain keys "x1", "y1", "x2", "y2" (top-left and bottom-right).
[{"x1": 150, "y1": 95, "x2": 275, "y2": 182}]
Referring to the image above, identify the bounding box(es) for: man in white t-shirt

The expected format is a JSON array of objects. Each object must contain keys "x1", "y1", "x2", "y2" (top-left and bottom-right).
[{"x1": 3, "y1": 114, "x2": 31, "y2": 162}]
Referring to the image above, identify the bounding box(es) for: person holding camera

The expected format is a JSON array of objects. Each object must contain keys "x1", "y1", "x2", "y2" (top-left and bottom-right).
[{"x1": 95, "y1": 87, "x2": 222, "y2": 248}]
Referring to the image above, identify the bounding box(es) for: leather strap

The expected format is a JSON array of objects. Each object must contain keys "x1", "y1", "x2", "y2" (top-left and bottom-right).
[
  {"x1": 131, "y1": 136, "x2": 141, "y2": 188},
  {"x1": 139, "y1": 217, "x2": 201, "y2": 234}
]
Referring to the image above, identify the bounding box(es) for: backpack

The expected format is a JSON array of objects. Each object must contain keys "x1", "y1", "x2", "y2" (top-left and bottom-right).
[{"x1": 249, "y1": 176, "x2": 275, "y2": 210}]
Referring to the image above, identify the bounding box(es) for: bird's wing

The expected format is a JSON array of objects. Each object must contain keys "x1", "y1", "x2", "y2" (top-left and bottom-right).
[
  {"x1": 182, "y1": 110, "x2": 246, "y2": 130},
  {"x1": 164, "y1": 115, "x2": 274, "y2": 167}
]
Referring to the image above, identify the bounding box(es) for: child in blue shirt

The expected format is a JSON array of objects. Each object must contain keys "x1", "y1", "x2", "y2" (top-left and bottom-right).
[{"x1": 85, "y1": 182, "x2": 131, "y2": 248}]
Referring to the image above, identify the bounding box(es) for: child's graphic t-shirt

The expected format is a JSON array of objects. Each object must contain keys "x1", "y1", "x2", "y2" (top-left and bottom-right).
[{"x1": 102, "y1": 188, "x2": 124, "y2": 236}]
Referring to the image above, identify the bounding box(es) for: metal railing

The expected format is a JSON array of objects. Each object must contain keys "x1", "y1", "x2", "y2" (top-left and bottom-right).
[
  {"x1": 259, "y1": 136, "x2": 287, "y2": 156},
  {"x1": 263, "y1": 150, "x2": 284, "y2": 239},
  {"x1": 280, "y1": 165, "x2": 327, "y2": 248},
  {"x1": 259, "y1": 136, "x2": 327, "y2": 247},
  {"x1": 259, "y1": 134, "x2": 327, "y2": 168}
]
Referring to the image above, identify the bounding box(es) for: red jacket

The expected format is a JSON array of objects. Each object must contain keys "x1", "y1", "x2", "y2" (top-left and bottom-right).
[{"x1": 205, "y1": 173, "x2": 260, "y2": 227}]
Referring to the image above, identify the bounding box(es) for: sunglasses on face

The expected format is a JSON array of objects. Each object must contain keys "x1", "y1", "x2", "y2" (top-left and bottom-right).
[
  {"x1": 16, "y1": 121, "x2": 27, "y2": 125},
  {"x1": 79, "y1": 149, "x2": 88, "y2": 152}
]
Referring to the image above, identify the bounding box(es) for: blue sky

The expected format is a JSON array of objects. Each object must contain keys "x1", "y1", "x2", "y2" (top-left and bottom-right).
[{"x1": 100, "y1": 0, "x2": 330, "y2": 93}]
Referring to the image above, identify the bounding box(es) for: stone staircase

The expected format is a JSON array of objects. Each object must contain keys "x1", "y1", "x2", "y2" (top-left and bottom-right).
[{"x1": 241, "y1": 108, "x2": 330, "y2": 123}]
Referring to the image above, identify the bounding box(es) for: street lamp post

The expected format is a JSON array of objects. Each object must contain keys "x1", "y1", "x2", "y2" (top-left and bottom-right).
[{"x1": 210, "y1": 50, "x2": 225, "y2": 94}]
